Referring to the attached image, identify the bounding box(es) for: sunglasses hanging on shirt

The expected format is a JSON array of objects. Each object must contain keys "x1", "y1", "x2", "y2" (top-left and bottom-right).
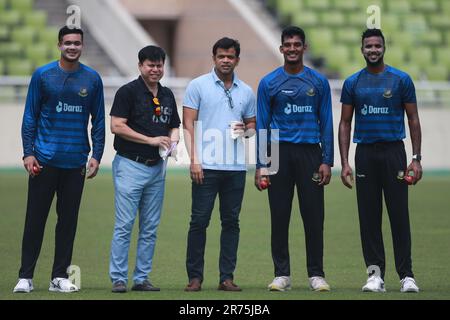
[{"x1": 152, "y1": 97, "x2": 161, "y2": 116}]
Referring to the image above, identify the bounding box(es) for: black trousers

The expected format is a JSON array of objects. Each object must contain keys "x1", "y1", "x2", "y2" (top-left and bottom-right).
[
  {"x1": 19, "y1": 165, "x2": 85, "y2": 279},
  {"x1": 355, "y1": 141, "x2": 414, "y2": 280},
  {"x1": 268, "y1": 143, "x2": 325, "y2": 278}
]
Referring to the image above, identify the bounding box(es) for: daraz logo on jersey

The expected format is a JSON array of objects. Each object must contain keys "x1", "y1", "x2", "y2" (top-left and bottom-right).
[
  {"x1": 284, "y1": 103, "x2": 313, "y2": 115},
  {"x1": 56, "y1": 101, "x2": 83, "y2": 113},
  {"x1": 360, "y1": 104, "x2": 389, "y2": 116}
]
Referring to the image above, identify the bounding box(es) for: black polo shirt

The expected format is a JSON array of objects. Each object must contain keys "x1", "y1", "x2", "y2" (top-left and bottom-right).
[{"x1": 110, "y1": 76, "x2": 180, "y2": 159}]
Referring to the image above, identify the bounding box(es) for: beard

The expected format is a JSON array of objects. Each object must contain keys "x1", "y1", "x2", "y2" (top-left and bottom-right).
[{"x1": 364, "y1": 53, "x2": 384, "y2": 67}]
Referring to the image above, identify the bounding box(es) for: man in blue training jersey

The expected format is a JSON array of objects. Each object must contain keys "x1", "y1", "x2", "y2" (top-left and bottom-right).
[
  {"x1": 256, "y1": 26, "x2": 334, "y2": 292},
  {"x1": 339, "y1": 28, "x2": 422, "y2": 293},
  {"x1": 14, "y1": 26, "x2": 105, "y2": 293}
]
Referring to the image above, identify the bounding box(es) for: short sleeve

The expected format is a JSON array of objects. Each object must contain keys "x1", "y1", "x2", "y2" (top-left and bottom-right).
[
  {"x1": 182, "y1": 80, "x2": 200, "y2": 110},
  {"x1": 400, "y1": 74, "x2": 417, "y2": 104},
  {"x1": 340, "y1": 78, "x2": 354, "y2": 105},
  {"x1": 110, "y1": 86, "x2": 133, "y2": 118}
]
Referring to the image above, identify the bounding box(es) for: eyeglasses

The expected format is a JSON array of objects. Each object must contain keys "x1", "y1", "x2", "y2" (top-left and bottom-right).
[{"x1": 224, "y1": 89, "x2": 234, "y2": 109}]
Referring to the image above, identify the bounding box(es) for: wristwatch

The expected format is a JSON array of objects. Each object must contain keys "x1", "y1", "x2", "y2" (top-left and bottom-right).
[{"x1": 412, "y1": 154, "x2": 422, "y2": 161}]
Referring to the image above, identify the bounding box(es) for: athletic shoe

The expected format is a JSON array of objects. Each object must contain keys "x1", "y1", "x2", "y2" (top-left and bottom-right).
[
  {"x1": 49, "y1": 277, "x2": 79, "y2": 293},
  {"x1": 267, "y1": 276, "x2": 291, "y2": 291},
  {"x1": 309, "y1": 276, "x2": 331, "y2": 292},
  {"x1": 400, "y1": 277, "x2": 419, "y2": 293},
  {"x1": 13, "y1": 278, "x2": 33, "y2": 293},
  {"x1": 362, "y1": 275, "x2": 386, "y2": 292}
]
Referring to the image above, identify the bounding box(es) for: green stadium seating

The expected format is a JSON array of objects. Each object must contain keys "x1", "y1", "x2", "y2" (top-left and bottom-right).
[
  {"x1": 390, "y1": 31, "x2": 415, "y2": 48},
  {"x1": 304, "y1": 0, "x2": 330, "y2": 11},
  {"x1": 435, "y1": 47, "x2": 450, "y2": 69},
  {"x1": 419, "y1": 30, "x2": 442, "y2": 46},
  {"x1": 409, "y1": 48, "x2": 433, "y2": 68},
  {"x1": 0, "y1": 25, "x2": 9, "y2": 40},
  {"x1": 25, "y1": 43, "x2": 50, "y2": 67},
  {"x1": 332, "y1": 0, "x2": 359, "y2": 11},
  {"x1": 320, "y1": 12, "x2": 345, "y2": 27},
  {"x1": 276, "y1": 0, "x2": 302, "y2": 24},
  {"x1": 11, "y1": 27, "x2": 36, "y2": 47},
  {"x1": 0, "y1": 59, "x2": 4, "y2": 75},
  {"x1": 335, "y1": 28, "x2": 361, "y2": 45},
  {"x1": 425, "y1": 65, "x2": 448, "y2": 81},
  {"x1": 292, "y1": 11, "x2": 319, "y2": 28},
  {"x1": 411, "y1": 0, "x2": 438, "y2": 13},
  {"x1": 429, "y1": 14, "x2": 450, "y2": 29},
  {"x1": 10, "y1": 0, "x2": 33, "y2": 12},
  {"x1": 325, "y1": 45, "x2": 350, "y2": 72},
  {"x1": 6, "y1": 58, "x2": 33, "y2": 76},
  {"x1": 0, "y1": 0, "x2": 6, "y2": 11},
  {"x1": 24, "y1": 10, "x2": 47, "y2": 29},
  {"x1": 441, "y1": 0, "x2": 450, "y2": 14},
  {"x1": 308, "y1": 28, "x2": 333, "y2": 55},
  {"x1": 38, "y1": 27, "x2": 59, "y2": 47},
  {"x1": 381, "y1": 14, "x2": 401, "y2": 33},
  {"x1": 385, "y1": 46, "x2": 406, "y2": 67},
  {"x1": 387, "y1": 0, "x2": 411, "y2": 14},
  {"x1": 0, "y1": 42, "x2": 22, "y2": 57},
  {"x1": 402, "y1": 64, "x2": 421, "y2": 81},
  {"x1": 0, "y1": 10, "x2": 22, "y2": 26},
  {"x1": 405, "y1": 14, "x2": 428, "y2": 34},
  {"x1": 346, "y1": 12, "x2": 367, "y2": 28}
]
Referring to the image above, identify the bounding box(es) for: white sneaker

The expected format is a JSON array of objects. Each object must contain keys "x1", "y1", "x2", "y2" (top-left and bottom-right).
[
  {"x1": 49, "y1": 277, "x2": 79, "y2": 293},
  {"x1": 362, "y1": 275, "x2": 386, "y2": 292},
  {"x1": 309, "y1": 276, "x2": 331, "y2": 292},
  {"x1": 13, "y1": 278, "x2": 33, "y2": 293},
  {"x1": 267, "y1": 276, "x2": 291, "y2": 291},
  {"x1": 400, "y1": 277, "x2": 419, "y2": 293}
]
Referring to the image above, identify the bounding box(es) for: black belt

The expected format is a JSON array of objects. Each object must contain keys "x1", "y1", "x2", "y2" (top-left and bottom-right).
[{"x1": 118, "y1": 152, "x2": 161, "y2": 167}]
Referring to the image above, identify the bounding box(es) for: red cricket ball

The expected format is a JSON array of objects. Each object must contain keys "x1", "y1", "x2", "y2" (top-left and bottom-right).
[
  {"x1": 404, "y1": 175, "x2": 414, "y2": 185},
  {"x1": 260, "y1": 179, "x2": 269, "y2": 190},
  {"x1": 32, "y1": 165, "x2": 41, "y2": 175}
]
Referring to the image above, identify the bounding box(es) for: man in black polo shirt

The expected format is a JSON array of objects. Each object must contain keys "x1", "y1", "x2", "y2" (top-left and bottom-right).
[{"x1": 109, "y1": 45, "x2": 180, "y2": 293}]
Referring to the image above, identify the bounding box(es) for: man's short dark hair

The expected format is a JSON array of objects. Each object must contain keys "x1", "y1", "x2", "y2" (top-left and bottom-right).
[
  {"x1": 361, "y1": 28, "x2": 385, "y2": 46},
  {"x1": 281, "y1": 26, "x2": 306, "y2": 44},
  {"x1": 138, "y1": 45, "x2": 166, "y2": 64},
  {"x1": 212, "y1": 37, "x2": 240, "y2": 58},
  {"x1": 58, "y1": 26, "x2": 83, "y2": 43}
]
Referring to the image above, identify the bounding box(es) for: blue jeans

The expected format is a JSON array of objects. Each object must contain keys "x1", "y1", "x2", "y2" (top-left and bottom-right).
[
  {"x1": 186, "y1": 170, "x2": 246, "y2": 283},
  {"x1": 109, "y1": 154, "x2": 166, "y2": 284}
]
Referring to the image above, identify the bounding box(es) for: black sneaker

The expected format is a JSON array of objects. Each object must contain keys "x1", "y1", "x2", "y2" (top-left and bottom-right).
[
  {"x1": 112, "y1": 281, "x2": 127, "y2": 293},
  {"x1": 131, "y1": 280, "x2": 160, "y2": 291}
]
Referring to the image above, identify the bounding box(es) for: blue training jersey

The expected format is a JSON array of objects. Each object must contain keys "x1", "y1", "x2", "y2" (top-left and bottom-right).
[
  {"x1": 340, "y1": 65, "x2": 416, "y2": 144},
  {"x1": 256, "y1": 66, "x2": 334, "y2": 167},
  {"x1": 21, "y1": 61, "x2": 105, "y2": 168}
]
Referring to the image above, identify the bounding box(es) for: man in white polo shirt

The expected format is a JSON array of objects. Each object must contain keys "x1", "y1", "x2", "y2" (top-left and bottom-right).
[{"x1": 183, "y1": 37, "x2": 256, "y2": 292}]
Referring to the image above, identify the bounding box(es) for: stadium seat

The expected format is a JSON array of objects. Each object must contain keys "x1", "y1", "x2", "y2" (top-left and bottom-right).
[
  {"x1": 387, "y1": 0, "x2": 411, "y2": 14},
  {"x1": 381, "y1": 14, "x2": 401, "y2": 33},
  {"x1": 292, "y1": 11, "x2": 319, "y2": 28},
  {"x1": 0, "y1": 10, "x2": 22, "y2": 27},
  {"x1": 0, "y1": 0, "x2": 6, "y2": 11},
  {"x1": 410, "y1": 0, "x2": 438, "y2": 13},
  {"x1": 335, "y1": 28, "x2": 360, "y2": 45},
  {"x1": 385, "y1": 46, "x2": 406, "y2": 67},
  {"x1": 0, "y1": 42, "x2": 22, "y2": 58},
  {"x1": 308, "y1": 29, "x2": 333, "y2": 55},
  {"x1": 409, "y1": 48, "x2": 433, "y2": 68},
  {"x1": 419, "y1": 30, "x2": 442, "y2": 46},
  {"x1": 9, "y1": 0, "x2": 33, "y2": 12},
  {"x1": 38, "y1": 27, "x2": 59, "y2": 47},
  {"x1": 0, "y1": 59, "x2": 4, "y2": 75},
  {"x1": 332, "y1": 0, "x2": 359, "y2": 11},
  {"x1": 325, "y1": 46, "x2": 350, "y2": 72},
  {"x1": 402, "y1": 64, "x2": 421, "y2": 81},
  {"x1": 441, "y1": 0, "x2": 450, "y2": 14},
  {"x1": 24, "y1": 11, "x2": 47, "y2": 29},
  {"x1": 320, "y1": 12, "x2": 345, "y2": 27},
  {"x1": 6, "y1": 58, "x2": 33, "y2": 76},
  {"x1": 346, "y1": 12, "x2": 367, "y2": 28},
  {"x1": 405, "y1": 14, "x2": 428, "y2": 34},
  {"x1": 276, "y1": 0, "x2": 302, "y2": 24},
  {"x1": 11, "y1": 27, "x2": 36, "y2": 47},
  {"x1": 26, "y1": 43, "x2": 50, "y2": 67},
  {"x1": 390, "y1": 32, "x2": 415, "y2": 48},
  {"x1": 435, "y1": 47, "x2": 450, "y2": 69},
  {"x1": 425, "y1": 65, "x2": 448, "y2": 81},
  {"x1": 304, "y1": 0, "x2": 330, "y2": 11},
  {"x1": 0, "y1": 25, "x2": 9, "y2": 40},
  {"x1": 429, "y1": 14, "x2": 450, "y2": 29}
]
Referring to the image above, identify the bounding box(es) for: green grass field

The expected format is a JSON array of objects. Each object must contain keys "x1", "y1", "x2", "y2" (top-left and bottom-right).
[{"x1": 1, "y1": 169, "x2": 450, "y2": 300}]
